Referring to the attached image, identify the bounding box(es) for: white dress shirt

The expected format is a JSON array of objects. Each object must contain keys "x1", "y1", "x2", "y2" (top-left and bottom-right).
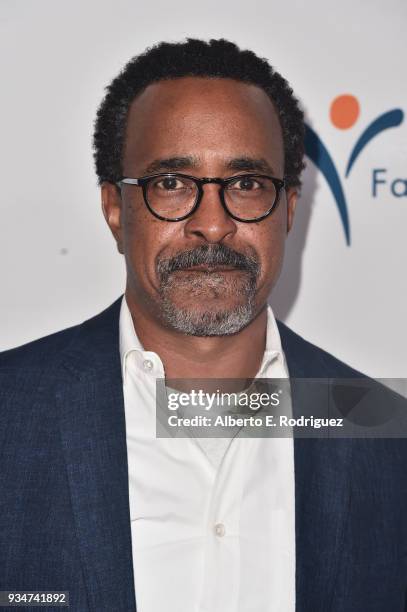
[{"x1": 120, "y1": 295, "x2": 295, "y2": 612}]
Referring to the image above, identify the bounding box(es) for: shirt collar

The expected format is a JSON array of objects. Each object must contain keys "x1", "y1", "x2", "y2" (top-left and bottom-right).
[
  {"x1": 257, "y1": 303, "x2": 285, "y2": 377},
  {"x1": 119, "y1": 295, "x2": 285, "y2": 382},
  {"x1": 119, "y1": 294, "x2": 150, "y2": 384}
]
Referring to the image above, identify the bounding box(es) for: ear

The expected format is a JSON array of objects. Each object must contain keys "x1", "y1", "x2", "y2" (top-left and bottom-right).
[
  {"x1": 101, "y1": 182, "x2": 124, "y2": 254},
  {"x1": 286, "y1": 188, "x2": 298, "y2": 234}
]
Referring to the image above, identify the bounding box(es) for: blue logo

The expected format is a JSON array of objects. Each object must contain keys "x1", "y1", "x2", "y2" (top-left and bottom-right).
[{"x1": 304, "y1": 94, "x2": 404, "y2": 245}]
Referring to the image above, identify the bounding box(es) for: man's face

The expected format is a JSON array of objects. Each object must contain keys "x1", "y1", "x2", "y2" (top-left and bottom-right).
[{"x1": 102, "y1": 77, "x2": 297, "y2": 335}]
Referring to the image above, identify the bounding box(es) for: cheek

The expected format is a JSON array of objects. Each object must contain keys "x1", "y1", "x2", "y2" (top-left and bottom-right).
[
  {"x1": 121, "y1": 197, "x2": 158, "y2": 273},
  {"x1": 122, "y1": 194, "x2": 164, "y2": 245},
  {"x1": 121, "y1": 195, "x2": 179, "y2": 279},
  {"x1": 248, "y1": 206, "x2": 287, "y2": 275}
]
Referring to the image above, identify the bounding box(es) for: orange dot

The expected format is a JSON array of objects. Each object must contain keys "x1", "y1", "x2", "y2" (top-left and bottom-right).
[{"x1": 330, "y1": 94, "x2": 360, "y2": 129}]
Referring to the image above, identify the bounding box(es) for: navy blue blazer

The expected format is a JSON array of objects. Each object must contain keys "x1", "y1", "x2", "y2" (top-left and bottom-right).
[{"x1": 1, "y1": 297, "x2": 406, "y2": 611}]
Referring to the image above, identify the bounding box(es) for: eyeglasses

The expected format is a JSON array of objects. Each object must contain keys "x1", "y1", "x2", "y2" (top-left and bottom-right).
[{"x1": 117, "y1": 172, "x2": 285, "y2": 223}]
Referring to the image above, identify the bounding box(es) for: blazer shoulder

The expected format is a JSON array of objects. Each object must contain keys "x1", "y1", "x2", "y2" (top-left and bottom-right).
[
  {"x1": 0, "y1": 297, "x2": 123, "y2": 376},
  {"x1": 276, "y1": 319, "x2": 366, "y2": 378},
  {"x1": 0, "y1": 323, "x2": 81, "y2": 371}
]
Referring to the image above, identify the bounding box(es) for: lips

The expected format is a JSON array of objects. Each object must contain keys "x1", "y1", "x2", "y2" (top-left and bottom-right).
[{"x1": 180, "y1": 265, "x2": 240, "y2": 272}]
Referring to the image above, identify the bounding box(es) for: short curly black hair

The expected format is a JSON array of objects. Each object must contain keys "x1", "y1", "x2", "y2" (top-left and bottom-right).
[{"x1": 93, "y1": 38, "x2": 305, "y2": 188}]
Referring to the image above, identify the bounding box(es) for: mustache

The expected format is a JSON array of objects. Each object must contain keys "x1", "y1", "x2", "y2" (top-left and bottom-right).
[{"x1": 156, "y1": 243, "x2": 260, "y2": 282}]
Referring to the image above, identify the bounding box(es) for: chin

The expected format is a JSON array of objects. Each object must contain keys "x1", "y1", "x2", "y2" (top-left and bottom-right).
[{"x1": 159, "y1": 299, "x2": 257, "y2": 336}]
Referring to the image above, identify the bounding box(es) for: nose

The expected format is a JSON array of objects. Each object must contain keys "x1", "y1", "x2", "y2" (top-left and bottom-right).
[{"x1": 184, "y1": 183, "x2": 237, "y2": 243}]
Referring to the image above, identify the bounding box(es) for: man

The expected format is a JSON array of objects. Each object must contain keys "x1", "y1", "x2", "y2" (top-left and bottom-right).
[{"x1": 1, "y1": 39, "x2": 406, "y2": 612}]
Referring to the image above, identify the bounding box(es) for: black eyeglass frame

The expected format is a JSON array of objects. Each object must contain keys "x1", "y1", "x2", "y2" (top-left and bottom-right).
[{"x1": 117, "y1": 172, "x2": 286, "y2": 223}]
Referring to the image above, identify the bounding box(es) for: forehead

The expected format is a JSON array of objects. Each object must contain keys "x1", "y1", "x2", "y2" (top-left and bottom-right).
[{"x1": 123, "y1": 77, "x2": 284, "y2": 173}]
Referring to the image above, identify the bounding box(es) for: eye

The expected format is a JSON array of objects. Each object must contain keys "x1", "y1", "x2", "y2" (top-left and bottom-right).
[
  {"x1": 229, "y1": 176, "x2": 263, "y2": 191},
  {"x1": 155, "y1": 176, "x2": 186, "y2": 190}
]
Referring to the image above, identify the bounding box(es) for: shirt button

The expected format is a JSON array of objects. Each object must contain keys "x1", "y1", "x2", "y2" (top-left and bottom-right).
[
  {"x1": 143, "y1": 359, "x2": 154, "y2": 372},
  {"x1": 214, "y1": 523, "x2": 225, "y2": 537}
]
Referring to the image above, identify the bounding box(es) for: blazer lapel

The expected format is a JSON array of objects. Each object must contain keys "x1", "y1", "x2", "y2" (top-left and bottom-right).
[
  {"x1": 278, "y1": 322, "x2": 353, "y2": 611},
  {"x1": 56, "y1": 298, "x2": 136, "y2": 612}
]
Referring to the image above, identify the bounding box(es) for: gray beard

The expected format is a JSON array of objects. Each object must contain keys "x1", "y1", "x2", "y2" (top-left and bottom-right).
[
  {"x1": 159, "y1": 283, "x2": 257, "y2": 336},
  {"x1": 156, "y1": 244, "x2": 260, "y2": 336}
]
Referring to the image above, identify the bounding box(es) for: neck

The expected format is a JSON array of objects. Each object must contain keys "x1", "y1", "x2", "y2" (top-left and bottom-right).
[{"x1": 125, "y1": 290, "x2": 268, "y2": 380}]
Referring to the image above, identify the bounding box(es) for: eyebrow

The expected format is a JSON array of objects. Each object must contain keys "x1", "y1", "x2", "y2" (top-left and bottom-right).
[
  {"x1": 225, "y1": 157, "x2": 277, "y2": 175},
  {"x1": 142, "y1": 155, "x2": 277, "y2": 176},
  {"x1": 143, "y1": 156, "x2": 199, "y2": 174}
]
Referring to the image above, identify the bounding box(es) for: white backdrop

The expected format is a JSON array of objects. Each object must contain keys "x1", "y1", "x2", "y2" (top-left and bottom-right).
[{"x1": 1, "y1": 0, "x2": 406, "y2": 378}]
